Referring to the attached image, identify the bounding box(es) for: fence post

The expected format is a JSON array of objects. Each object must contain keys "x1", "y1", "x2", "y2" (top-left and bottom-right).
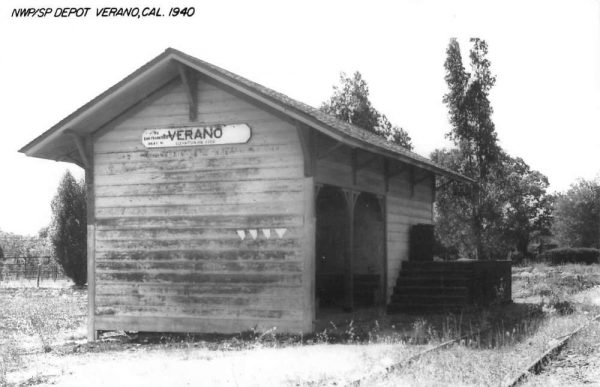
[{"x1": 37, "y1": 263, "x2": 42, "y2": 287}]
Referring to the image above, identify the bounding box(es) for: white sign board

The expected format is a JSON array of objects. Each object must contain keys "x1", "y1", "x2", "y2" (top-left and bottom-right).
[{"x1": 142, "y1": 124, "x2": 251, "y2": 148}]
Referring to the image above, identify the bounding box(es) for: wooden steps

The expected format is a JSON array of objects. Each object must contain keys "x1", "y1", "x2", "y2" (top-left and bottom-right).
[{"x1": 387, "y1": 261, "x2": 473, "y2": 313}]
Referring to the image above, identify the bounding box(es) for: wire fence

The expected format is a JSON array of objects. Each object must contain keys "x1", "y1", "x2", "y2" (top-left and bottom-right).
[{"x1": 0, "y1": 255, "x2": 65, "y2": 283}]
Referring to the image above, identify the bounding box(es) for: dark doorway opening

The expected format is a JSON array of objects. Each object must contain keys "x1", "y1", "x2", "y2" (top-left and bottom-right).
[
  {"x1": 315, "y1": 187, "x2": 386, "y2": 314},
  {"x1": 315, "y1": 186, "x2": 348, "y2": 310},
  {"x1": 353, "y1": 193, "x2": 385, "y2": 307}
]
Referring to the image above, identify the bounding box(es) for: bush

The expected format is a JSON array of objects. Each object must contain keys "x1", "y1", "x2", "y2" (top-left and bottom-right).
[{"x1": 540, "y1": 247, "x2": 600, "y2": 265}]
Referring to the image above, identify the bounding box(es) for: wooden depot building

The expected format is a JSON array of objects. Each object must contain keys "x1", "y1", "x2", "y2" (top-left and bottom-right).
[{"x1": 20, "y1": 48, "x2": 473, "y2": 340}]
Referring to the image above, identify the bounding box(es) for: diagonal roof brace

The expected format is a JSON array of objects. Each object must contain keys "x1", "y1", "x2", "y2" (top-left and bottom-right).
[
  {"x1": 177, "y1": 62, "x2": 197, "y2": 121},
  {"x1": 64, "y1": 129, "x2": 90, "y2": 169}
]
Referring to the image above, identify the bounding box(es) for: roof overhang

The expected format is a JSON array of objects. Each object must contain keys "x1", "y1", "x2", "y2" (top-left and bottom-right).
[{"x1": 20, "y1": 48, "x2": 473, "y2": 184}]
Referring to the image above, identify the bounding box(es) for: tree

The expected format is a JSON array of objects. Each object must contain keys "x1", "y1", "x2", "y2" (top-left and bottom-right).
[
  {"x1": 552, "y1": 178, "x2": 600, "y2": 248},
  {"x1": 321, "y1": 71, "x2": 413, "y2": 150},
  {"x1": 433, "y1": 148, "x2": 553, "y2": 259},
  {"x1": 438, "y1": 38, "x2": 502, "y2": 260},
  {"x1": 496, "y1": 154, "x2": 553, "y2": 255},
  {"x1": 50, "y1": 171, "x2": 87, "y2": 286}
]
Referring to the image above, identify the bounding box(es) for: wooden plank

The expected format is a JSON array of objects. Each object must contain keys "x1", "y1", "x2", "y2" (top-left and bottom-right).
[
  {"x1": 95, "y1": 249, "x2": 302, "y2": 262},
  {"x1": 94, "y1": 164, "x2": 303, "y2": 186},
  {"x1": 95, "y1": 214, "x2": 304, "y2": 229},
  {"x1": 95, "y1": 190, "x2": 303, "y2": 208},
  {"x1": 95, "y1": 282, "x2": 302, "y2": 297},
  {"x1": 95, "y1": 201, "x2": 303, "y2": 218},
  {"x1": 93, "y1": 144, "x2": 302, "y2": 165},
  {"x1": 95, "y1": 294, "x2": 304, "y2": 311},
  {"x1": 95, "y1": 227, "x2": 302, "y2": 241},
  {"x1": 95, "y1": 237, "x2": 301, "y2": 252},
  {"x1": 95, "y1": 271, "x2": 302, "y2": 285},
  {"x1": 96, "y1": 260, "x2": 303, "y2": 273},
  {"x1": 94, "y1": 315, "x2": 308, "y2": 334},
  {"x1": 94, "y1": 154, "x2": 302, "y2": 176},
  {"x1": 95, "y1": 304, "x2": 302, "y2": 320},
  {"x1": 95, "y1": 179, "x2": 302, "y2": 197}
]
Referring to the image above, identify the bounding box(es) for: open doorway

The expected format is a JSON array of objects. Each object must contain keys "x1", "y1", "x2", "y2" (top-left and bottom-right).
[
  {"x1": 315, "y1": 186, "x2": 348, "y2": 310},
  {"x1": 315, "y1": 187, "x2": 386, "y2": 314},
  {"x1": 353, "y1": 193, "x2": 385, "y2": 307}
]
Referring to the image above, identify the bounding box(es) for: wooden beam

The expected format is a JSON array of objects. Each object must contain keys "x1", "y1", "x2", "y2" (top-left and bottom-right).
[
  {"x1": 414, "y1": 171, "x2": 432, "y2": 185},
  {"x1": 387, "y1": 162, "x2": 408, "y2": 179},
  {"x1": 355, "y1": 153, "x2": 379, "y2": 171},
  {"x1": 57, "y1": 153, "x2": 85, "y2": 169},
  {"x1": 351, "y1": 148, "x2": 357, "y2": 186},
  {"x1": 409, "y1": 166, "x2": 415, "y2": 198},
  {"x1": 435, "y1": 178, "x2": 455, "y2": 192},
  {"x1": 177, "y1": 63, "x2": 197, "y2": 121},
  {"x1": 64, "y1": 129, "x2": 90, "y2": 169},
  {"x1": 383, "y1": 158, "x2": 390, "y2": 193},
  {"x1": 296, "y1": 124, "x2": 314, "y2": 177},
  {"x1": 317, "y1": 141, "x2": 344, "y2": 159}
]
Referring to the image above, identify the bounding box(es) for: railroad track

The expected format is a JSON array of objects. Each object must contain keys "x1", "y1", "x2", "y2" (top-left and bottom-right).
[
  {"x1": 501, "y1": 313, "x2": 600, "y2": 387},
  {"x1": 347, "y1": 313, "x2": 600, "y2": 387},
  {"x1": 347, "y1": 327, "x2": 491, "y2": 386}
]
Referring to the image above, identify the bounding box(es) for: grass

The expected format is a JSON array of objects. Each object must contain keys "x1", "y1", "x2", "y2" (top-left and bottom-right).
[
  {"x1": 0, "y1": 281, "x2": 86, "y2": 384},
  {"x1": 371, "y1": 263, "x2": 600, "y2": 386},
  {"x1": 2, "y1": 263, "x2": 600, "y2": 386},
  {"x1": 512, "y1": 263, "x2": 600, "y2": 303}
]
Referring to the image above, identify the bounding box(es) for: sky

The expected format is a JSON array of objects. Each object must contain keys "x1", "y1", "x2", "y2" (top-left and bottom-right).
[{"x1": 0, "y1": 0, "x2": 599, "y2": 236}]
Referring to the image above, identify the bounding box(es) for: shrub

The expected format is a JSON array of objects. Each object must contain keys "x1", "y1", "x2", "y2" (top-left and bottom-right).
[{"x1": 540, "y1": 247, "x2": 600, "y2": 265}]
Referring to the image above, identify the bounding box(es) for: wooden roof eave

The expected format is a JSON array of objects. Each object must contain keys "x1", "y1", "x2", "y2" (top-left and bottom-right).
[
  {"x1": 172, "y1": 55, "x2": 474, "y2": 185},
  {"x1": 19, "y1": 51, "x2": 176, "y2": 158},
  {"x1": 20, "y1": 48, "x2": 473, "y2": 185}
]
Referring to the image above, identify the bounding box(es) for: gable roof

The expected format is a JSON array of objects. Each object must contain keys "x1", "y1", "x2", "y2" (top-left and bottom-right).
[{"x1": 20, "y1": 47, "x2": 472, "y2": 184}]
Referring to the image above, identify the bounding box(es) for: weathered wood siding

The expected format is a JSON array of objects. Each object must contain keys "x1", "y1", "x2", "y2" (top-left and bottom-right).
[
  {"x1": 315, "y1": 136, "x2": 386, "y2": 195},
  {"x1": 92, "y1": 77, "x2": 310, "y2": 333},
  {"x1": 385, "y1": 173, "x2": 434, "y2": 301}
]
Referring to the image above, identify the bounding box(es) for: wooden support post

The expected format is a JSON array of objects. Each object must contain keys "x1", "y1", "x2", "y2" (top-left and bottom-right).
[
  {"x1": 377, "y1": 194, "x2": 387, "y2": 306},
  {"x1": 84, "y1": 136, "x2": 97, "y2": 341},
  {"x1": 342, "y1": 189, "x2": 359, "y2": 312},
  {"x1": 177, "y1": 63, "x2": 197, "y2": 121},
  {"x1": 303, "y1": 177, "x2": 316, "y2": 332}
]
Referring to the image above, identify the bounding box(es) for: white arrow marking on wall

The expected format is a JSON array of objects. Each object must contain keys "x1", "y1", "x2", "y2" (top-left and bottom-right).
[
  {"x1": 248, "y1": 229, "x2": 258, "y2": 240},
  {"x1": 262, "y1": 229, "x2": 271, "y2": 239},
  {"x1": 236, "y1": 230, "x2": 246, "y2": 240},
  {"x1": 275, "y1": 228, "x2": 287, "y2": 238}
]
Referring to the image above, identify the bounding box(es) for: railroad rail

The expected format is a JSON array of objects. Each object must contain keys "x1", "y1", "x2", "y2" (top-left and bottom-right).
[
  {"x1": 501, "y1": 313, "x2": 600, "y2": 387},
  {"x1": 347, "y1": 327, "x2": 491, "y2": 386},
  {"x1": 347, "y1": 313, "x2": 600, "y2": 387}
]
